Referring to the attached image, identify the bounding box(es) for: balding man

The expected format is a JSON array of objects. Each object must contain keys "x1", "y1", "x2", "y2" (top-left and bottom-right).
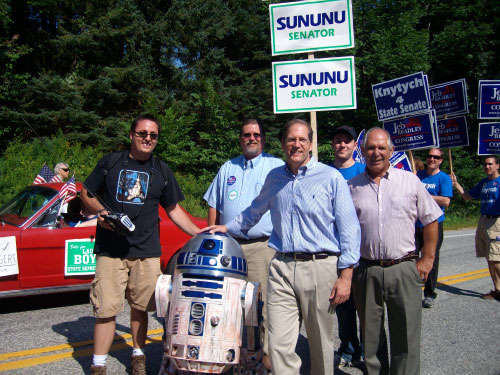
[{"x1": 348, "y1": 127, "x2": 442, "y2": 374}]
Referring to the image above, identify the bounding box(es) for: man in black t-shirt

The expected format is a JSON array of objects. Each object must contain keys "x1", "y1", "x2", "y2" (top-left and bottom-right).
[{"x1": 82, "y1": 114, "x2": 199, "y2": 375}]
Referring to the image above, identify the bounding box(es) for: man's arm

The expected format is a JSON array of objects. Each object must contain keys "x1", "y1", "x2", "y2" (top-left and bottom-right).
[
  {"x1": 80, "y1": 187, "x2": 112, "y2": 230},
  {"x1": 432, "y1": 195, "x2": 451, "y2": 207},
  {"x1": 329, "y1": 266, "x2": 353, "y2": 305},
  {"x1": 450, "y1": 173, "x2": 472, "y2": 201},
  {"x1": 207, "y1": 207, "x2": 220, "y2": 226},
  {"x1": 416, "y1": 220, "x2": 438, "y2": 281},
  {"x1": 165, "y1": 204, "x2": 200, "y2": 236}
]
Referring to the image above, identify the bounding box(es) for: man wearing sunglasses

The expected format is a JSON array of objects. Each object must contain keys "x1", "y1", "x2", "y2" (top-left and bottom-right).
[
  {"x1": 203, "y1": 118, "x2": 284, "y2": 370},
  {"x1": 82, "y1": 113, "x2": 200, "y2": 375},
  {"x1": 415, "y1": 148, "x2": 453, "y2": 308}
]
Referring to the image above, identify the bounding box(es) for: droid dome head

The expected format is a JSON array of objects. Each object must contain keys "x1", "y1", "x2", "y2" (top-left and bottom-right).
[{"x1": 175, "y1": 232, "x2": 248, "y2": 280}]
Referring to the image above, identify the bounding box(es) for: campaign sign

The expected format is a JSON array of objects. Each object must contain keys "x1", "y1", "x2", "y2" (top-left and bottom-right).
[
  {"x1": 272, "y1": 56, "x2": 356, "y2": 113},
  {"x1": 353, "y1": 128, "x2": 412, "y2": 171},
  {"x1": 430, "y1": 79, "x2": 469, "y2": 117},
  {"x1": 383, "y1": 112, "x2": 438, "y2": 152},
  {"x1": 65, "y1": 239, "x2": 96, "y2": 276},
  {"x1": 0, "y1": 236, "x2": 19, "y2": 277},
  {"x1": 477, "y1": 123, "x2": 500, "y2": 155},
  {"x1": 372, "y1": 72, "x2": 431, "y2": 121},
  {"x1": 478, "y1": 80, "x2": 500, "y2": 119},
  {"x1": 269, "y1": 0, "x2": 354, "y2": 56},
  {"x1": 437, "y1": 115, "x2": 469, "y2": 149}
]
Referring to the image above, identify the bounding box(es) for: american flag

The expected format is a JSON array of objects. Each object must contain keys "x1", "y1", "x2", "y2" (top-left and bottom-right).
[
  {"x1": 50, "y1": 174, "x2": 63, "y2": 183},
  {"x1": 33, "y1": 164, "x2": 55, "y2": 184},
  {"x1": 59, "y1": 176, "x2": 77, "y2": 204}
]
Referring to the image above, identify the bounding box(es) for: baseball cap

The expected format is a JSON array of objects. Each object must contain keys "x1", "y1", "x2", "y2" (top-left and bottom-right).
[{"x1": 333, "y1": 125, "x2": 357, "y2": 140}]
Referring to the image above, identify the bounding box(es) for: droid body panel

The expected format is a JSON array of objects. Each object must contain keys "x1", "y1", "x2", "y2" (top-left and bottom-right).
[{"x1": 156, "y1": 232, "x2": 266, "y2": 375}]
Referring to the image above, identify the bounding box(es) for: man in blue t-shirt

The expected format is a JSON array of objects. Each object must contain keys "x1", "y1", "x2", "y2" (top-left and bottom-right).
[
  {"x1": 331, "y1": 125, "x2": 365, "y2": 369},
  {"x1": 415, "y1": 148, "x2": 453, "y2": 308},
  {"x1": 452, "y1": 156, "x2": 500, "y2": 301}
]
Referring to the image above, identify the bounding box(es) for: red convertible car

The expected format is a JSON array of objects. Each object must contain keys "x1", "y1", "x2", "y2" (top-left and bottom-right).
[{"x1": 0, "y1": 182, "x2": 206, "y2": 298}]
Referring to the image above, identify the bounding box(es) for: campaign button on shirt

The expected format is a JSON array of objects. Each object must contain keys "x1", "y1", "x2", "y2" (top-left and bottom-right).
[
  {"x1": 228, "y1": 190, "x2": 238, "y2": 201},
  {"x1": 227, "y1": 176, "x2": 236, "y2": 185}
]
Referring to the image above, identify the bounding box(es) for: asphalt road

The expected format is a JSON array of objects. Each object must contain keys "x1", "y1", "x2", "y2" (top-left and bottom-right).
[{"x1": 0, "y1": 229, "x2": 499, "y2": 375}]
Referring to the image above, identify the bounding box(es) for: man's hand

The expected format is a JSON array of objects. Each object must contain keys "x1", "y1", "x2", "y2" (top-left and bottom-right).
[
  {"x1": 97, "y1": 209, "x2": 113, "y2": 231},
  {"x1": 329, "y1": 267, "x2": 353, "y2": 305},
  {"x1": 198, "y1": 224, "x2": 228, "y2": 234},
  {"x1": 416, "y1": 256, "x2": 433, "y2": 282}
]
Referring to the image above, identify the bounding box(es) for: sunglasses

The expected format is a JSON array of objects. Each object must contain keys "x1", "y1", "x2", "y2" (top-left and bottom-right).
[
  {"x1": 241, "y1": 133, "x2": 262, "y2": 139},
  {"x1": 427, "y1": 155, "x2": 442, "y2": 160},
  {"x1": 61, "y1": 168, "x2": 70, "y2": 172},
  {"x1": 134, "y1": 131, "x2": 158, "y2": 140}
]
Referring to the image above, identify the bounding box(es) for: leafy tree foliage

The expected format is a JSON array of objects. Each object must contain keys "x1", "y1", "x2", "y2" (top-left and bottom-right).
[{"x1": 0, "y1": 0, "x2": 499, "y2": 219}]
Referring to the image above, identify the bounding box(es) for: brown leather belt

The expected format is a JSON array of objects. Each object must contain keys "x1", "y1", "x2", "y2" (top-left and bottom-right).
[
  {"x1": 283, "y1": 252, "x2": 337, "y2": 261},
  {"x1": 361, "y1": 252, "x2": 418, "y2": 267}
]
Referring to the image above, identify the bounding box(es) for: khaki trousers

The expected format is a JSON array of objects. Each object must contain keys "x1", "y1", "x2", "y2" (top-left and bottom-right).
[
  {"x1": 267, "y1": 253, "x2": 338, "y2": 375},
  {"x1": 237, "y1": 238, "x2": 276, "y2": 355}
]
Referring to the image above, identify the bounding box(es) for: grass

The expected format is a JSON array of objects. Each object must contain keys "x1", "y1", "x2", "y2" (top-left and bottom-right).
[{"x1": 444, "y1": 213, "x2": 479, "y2": 231}]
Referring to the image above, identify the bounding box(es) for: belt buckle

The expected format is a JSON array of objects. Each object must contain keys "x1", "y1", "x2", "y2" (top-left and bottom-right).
[{"x1": 380, "y1": 259, "x2": 395, "y2": 267}]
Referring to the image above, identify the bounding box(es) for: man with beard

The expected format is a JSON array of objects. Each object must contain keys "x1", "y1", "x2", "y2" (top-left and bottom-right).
[{"x1": 203, "y1": 118, "x2": 284, "y2": 370}]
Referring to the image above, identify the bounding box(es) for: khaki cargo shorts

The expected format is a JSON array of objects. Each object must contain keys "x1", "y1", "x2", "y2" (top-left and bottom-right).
[
  {"x1": 475, "y1": 217, "x2": 500, "y2": 262},
  {"x1": 90, "y1": 255, "x2": 162, "y2": 318}
]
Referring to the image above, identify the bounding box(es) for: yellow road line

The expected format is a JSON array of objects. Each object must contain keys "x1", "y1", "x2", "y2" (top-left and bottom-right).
[
  {"x1": 0, "y1": 331, "x2": 163, "y2": 372},
  {"x1": 0, "y1": 268, "x2": 492, "y2": 371}
]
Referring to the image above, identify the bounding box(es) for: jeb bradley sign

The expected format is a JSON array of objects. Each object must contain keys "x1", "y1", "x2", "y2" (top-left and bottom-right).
[
  {"x1": 430, "y1": 79, "x2": 468, "y2": 118},
  {"x1": 269, "y1": 0, "x2": 354, "y2": 56},
  {"x1": 437, "y1": 116, "x2": 469, "y2": 149},
  {"x1": 478, "y1": 80, "x2": 500, "y2": 119},
  {"x1": 372, "y1": 72, "x2": 431, "y2": 121},
  {"x1": 272, "y1": 56, "x2": 356, "y2": 113},
  {"x1": 478, "y1": 123, "x2": 500, "y2": 155},
  {"x1": 383, "y1": 112, "x2": 438, "y2": 152}
]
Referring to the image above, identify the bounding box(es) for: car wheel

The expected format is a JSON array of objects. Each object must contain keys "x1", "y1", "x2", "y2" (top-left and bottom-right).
[{"x1": 164, "y1": 251, "x2": 179, "y2": 275}]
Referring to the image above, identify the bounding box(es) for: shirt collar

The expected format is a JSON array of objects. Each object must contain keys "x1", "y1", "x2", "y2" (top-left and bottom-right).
[
  {"x1": 363, "y1": 165, "x2": 392, "y2": 182},
  {"x1": 285, "y1": 156, "x2": 318, "y2": 177},
  {"x1": 242, "y1": 152, "x2": 264, "y2": 169}
]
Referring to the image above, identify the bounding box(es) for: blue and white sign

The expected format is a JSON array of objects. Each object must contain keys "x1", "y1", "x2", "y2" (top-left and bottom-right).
[
  {"x1": 383, "y1": 111, "x2": 438, "y2": 152},
  {"x1": 478, "y1": 80, "x2": 500, "y2": 119},
  {"x1": 272, "y1": 56, "x2": 356, "y2": 113},
  {"x1": 430, "y1": 79, "x2": 469, "y2": 117},
  {"x1": 437, "y1": 116, "x2": 469, "y2": 149},
  {"x1": 269, "y1": 0, "x2": 354, "y2": 56},
  {"x1": 372, "y1": 72, "x2": 431, "y2": 121},
  {"x1": 478, "y1": 122, "x2": 500, "y2": 155}
]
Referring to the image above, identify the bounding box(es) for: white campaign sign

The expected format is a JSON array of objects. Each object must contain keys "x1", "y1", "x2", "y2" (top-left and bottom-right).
[
  {"x1": 269, "y1": 0, "x2": 354, "y2": 55},
  {"x1": 272, "y1": 56, "x2": 356, "y2": 113},
  {"x1": 0, "y1": 236, "x2": 19, "y2": 277}
]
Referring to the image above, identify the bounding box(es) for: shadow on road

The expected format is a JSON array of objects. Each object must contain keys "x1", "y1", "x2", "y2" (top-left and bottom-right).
[
  {"x1": 437, "y1": 282, "x2": 484, "y2": 298},
  {"x1": 0, "y1": 290, "x2": 90, "y2": 314}
]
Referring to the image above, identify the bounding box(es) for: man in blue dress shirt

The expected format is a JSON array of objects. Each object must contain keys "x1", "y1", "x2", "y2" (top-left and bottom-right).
[
  {"x1": 203, "y1": 118, "x2": 284, "y2": 369},
  {"x1": 415, "y1": 147, "x2": 453, "y2": 308},
  {"x1": 202, "y1": 119, "x2": 361, "y2": 375},
  {"x1": 330, "y1": 125, "x2": 365, "y2": 369},
  {"x1": 452, "y1": 156, "x2": 500, "y2": 301}
]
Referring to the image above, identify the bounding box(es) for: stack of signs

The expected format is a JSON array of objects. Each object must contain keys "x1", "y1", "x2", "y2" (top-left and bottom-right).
[
  {"x1": 430, "y1": 79, "x2": 469, "y2": 149},
  {"x1": 269, "y1": 0, "x2": 356, "y2": 114},
  {"x1": 353, "y1": 129, "x2": 412, "y2": 171},
  {"x1": 478, "y1": 80, "x2": 500, "y2": 155},
  {"x1": 372, "y1": 72, "x2": 438, "y2": 153}
]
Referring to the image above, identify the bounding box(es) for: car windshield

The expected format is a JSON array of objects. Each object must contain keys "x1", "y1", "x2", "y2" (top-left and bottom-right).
[{"x1": 0, "y1": 186, "x2": 58, "y2": 227}]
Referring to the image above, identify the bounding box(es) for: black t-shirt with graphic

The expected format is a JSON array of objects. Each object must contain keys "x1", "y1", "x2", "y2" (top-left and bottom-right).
[{"x1": 84, "y1": 151, "x2": 184, "y2": 258}]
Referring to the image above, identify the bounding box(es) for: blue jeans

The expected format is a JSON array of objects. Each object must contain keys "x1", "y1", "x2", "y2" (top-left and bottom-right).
[{"x1": 336, "y1": 292, "x2": 363, "y2": 362}]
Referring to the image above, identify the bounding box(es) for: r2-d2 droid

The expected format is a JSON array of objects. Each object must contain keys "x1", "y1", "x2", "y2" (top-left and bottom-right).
[{"x1": 155, "y1": 232, "x2": 267, "y2": 375}]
